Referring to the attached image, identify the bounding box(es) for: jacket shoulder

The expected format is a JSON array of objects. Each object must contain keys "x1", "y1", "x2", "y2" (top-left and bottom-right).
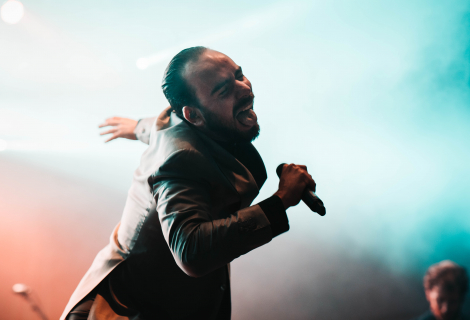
[
  {"x1": 155, "y1": 121, "x2": 205, "y2": 155},
  {"x1": 148, "y1": 121, "x2": 216, "y2": 187}
]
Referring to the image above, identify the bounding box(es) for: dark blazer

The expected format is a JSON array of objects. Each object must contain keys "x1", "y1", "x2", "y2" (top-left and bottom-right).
[{"x1": 61, "y1": 115, "x2": 276, "y2": 320}]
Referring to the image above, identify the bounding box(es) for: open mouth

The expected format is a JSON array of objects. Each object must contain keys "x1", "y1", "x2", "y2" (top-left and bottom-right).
[{"x1": 236, "y1": 103, "x2": 257, "y2": 127}]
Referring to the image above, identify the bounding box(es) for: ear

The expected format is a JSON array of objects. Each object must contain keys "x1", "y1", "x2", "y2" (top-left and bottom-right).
[{"x1": 182, "y1": 106, "x2": 204, "y2": 127}]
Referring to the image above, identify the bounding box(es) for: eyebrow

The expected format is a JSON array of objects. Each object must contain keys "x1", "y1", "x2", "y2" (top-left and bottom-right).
[{"x1": 210, "y1": 66, "x2": 243, "y2": 96}]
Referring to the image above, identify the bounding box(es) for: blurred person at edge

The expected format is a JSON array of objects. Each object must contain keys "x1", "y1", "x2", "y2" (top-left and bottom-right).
[
  {"x1": 61, "y1": 47, "x2": 318, "y2": 320},
  {"x1": 412, "y1": 261, "x2": 469, "y2": 320}
]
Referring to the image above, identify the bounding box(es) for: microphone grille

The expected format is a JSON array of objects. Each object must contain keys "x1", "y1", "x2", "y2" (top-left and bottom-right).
[{"x1": 276, "y1": 163, "x2": 286, "y2": 178}]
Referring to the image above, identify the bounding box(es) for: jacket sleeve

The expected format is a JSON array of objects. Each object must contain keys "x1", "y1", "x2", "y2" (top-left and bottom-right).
[
  {"x1": 151, "y1": 149, "x2": 274, "y2": 278},
  {"x1": 134, "y1": 117, "x2": 157, "y2": 144},
  {"x1": 134, "y1": 106, "x2": 178, "y2": 144}
]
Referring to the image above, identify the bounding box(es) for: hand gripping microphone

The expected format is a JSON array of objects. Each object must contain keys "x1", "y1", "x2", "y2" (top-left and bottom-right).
[{"x1": 276, "y1": 163, "x2": 326, "y2": 216}]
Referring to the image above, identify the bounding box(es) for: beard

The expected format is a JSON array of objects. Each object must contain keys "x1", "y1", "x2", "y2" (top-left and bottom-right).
[
  {"x1": 203, "y1": 108, "x2": 260, "y2": 143},
  {"x1": 200, "y1": 95, "x2": 260, "y2": 143}
]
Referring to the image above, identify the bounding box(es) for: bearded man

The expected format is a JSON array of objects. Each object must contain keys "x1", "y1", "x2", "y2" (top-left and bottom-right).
[{"x1": 61, "y1": 46, "x2": 316, "y2": 320}]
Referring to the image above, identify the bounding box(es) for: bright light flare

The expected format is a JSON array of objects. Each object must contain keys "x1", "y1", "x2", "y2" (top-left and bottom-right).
[{"x1": 1, "y1": 0, "x2": 24, "y2": 24}]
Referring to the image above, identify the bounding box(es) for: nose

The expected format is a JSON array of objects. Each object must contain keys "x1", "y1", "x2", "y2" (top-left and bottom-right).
[{"x1": 234, "y1": 78, "x2": 252, "y2": 99}]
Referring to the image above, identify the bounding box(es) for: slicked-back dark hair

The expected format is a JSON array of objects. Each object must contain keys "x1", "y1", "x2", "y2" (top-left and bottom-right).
[{"x1": 161, "y1": 46, "x2": 208, "y2": 118}]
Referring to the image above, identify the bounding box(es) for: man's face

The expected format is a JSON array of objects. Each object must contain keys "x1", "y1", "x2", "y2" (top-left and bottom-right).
[
  {"x1": 183, "y1": 49, "x2": 259, "y2": 143},
  {"x1": 426, "y1": 286, "x2": 464, "y2": 320}
]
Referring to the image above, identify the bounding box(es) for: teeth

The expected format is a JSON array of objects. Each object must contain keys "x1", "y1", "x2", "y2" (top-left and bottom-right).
[{"x1": 240, "y1": 104, "x2": 252, "y2": 113}]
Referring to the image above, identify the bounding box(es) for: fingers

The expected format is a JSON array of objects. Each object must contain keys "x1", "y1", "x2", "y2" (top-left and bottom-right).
[
  {"x1": 104, "y1": 134, "x2": 118, "y2": 143},
  {"x1": 98, "y1": 117, "x2": 122, "y2": 128},
  {"x1": 307, "y1": 175, "x2": 316, "y2": 192},
  {"x1": 165, "y1": 105, "x2": 173, "y2": 116},
  {"x1": 98, "y1": 117, "x2": 139, "y2": 143},
  {"x1": 99, "y1": 126, "x2": 120, "y2": 143},
  {"x1": 285, "y1": 164, "x2": 307, "y2": 174},
  {"x1": 99, "y1": 128, "x2": 118, "y2": 136},
  {"x1": 299, "y1": 167, "x2": 315, "y2": 192},
  {"x1": 286, "y1": 163, "x2": 316, "y2": 192}
]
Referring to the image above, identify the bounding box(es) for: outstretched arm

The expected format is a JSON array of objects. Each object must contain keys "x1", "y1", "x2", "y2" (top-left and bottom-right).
[
  {"x1": 98, "y1": 106, "x2": 173, "y2": 144},
  {"x1": 98, "y1": 117, "x2": 140, "y2": 143}
]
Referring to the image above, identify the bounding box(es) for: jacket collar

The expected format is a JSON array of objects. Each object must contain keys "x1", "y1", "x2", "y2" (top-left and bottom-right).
[{"x1": 188, "y1": 123, "x2": 266, "y2": 208}]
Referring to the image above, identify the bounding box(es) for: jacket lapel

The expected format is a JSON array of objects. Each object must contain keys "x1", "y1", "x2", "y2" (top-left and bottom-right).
[{"x1": 192, "y1": 127, "x2": 263, "y2": 209}]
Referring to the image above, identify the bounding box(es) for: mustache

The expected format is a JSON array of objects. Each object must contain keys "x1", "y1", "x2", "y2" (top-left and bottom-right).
[{"x1": 233, "y1": 93, "x2": 255, "y2": 115}]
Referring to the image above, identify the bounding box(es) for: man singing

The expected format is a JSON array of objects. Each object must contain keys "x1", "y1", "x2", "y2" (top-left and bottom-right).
[{"x1": 61, "y1": 46, "x2": 317, "y2": 320}]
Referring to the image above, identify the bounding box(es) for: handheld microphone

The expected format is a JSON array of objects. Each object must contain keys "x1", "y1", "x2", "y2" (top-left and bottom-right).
[{"x1": 276, "y1": 163, "x2": 326, "y2": 216}]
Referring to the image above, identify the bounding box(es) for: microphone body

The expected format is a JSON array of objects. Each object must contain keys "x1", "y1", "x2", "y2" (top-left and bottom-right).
[{"x1": 276, "y1": 163, "x2": 326, "y2": 216}]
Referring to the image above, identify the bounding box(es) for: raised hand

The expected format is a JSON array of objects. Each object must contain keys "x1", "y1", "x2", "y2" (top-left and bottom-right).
[{"x1": 98, "y1": 117, "x2": 138, "y2": 143}]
